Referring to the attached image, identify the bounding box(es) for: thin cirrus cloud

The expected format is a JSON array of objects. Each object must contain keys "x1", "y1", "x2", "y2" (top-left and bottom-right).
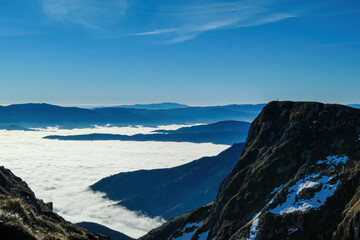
[
  {"x1": 39, "y1": 0, "x2": 129, "y2": 29},
  {"x1": 36, "y1": 0, "x2": 296, "y2": 43},
  {"x1": 131, "y1": 1, "x2": 296, "y2": 43}
]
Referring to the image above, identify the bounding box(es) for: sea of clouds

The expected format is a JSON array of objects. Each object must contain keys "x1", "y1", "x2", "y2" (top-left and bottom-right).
[{"x1": 0, "y1": 125, "x2": 228, "y2": 238}]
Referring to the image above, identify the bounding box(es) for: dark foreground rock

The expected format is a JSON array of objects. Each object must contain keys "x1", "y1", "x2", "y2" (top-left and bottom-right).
[
  {"x1": 139, "y1": 101, "x2": 360, "y2": 240},
  {"x1": 0, "y1": 166, "x2": 109, "y2": 240}
]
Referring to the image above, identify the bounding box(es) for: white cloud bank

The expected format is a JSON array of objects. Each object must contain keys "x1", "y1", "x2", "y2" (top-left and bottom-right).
[{"x1": 0, "y1": 125, "x2": 228, "y2": 238}]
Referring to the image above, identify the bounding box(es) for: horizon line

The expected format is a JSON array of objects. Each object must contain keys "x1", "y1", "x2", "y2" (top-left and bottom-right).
[{"x1": 0, "y1": 102, "x2": 269, "y2": 107}]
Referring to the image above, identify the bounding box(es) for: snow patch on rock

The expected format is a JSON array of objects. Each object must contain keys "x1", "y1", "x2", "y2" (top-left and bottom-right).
[
  {"x1": 271, "y1": 184, "x2": 284, "y2": 195},
  {"x1": 269, "y1": 174, "x2": 340, "y2": 215},
  {"x1": 316, "y1": 155, "x2": 348, "y2": 169},
  {"x1": 247, "y1": 213, "x2": 261, "y2": 240},
  {"x1": 288, "y1": 227, "x2": 298, "y2": 234},
  {"x1": 198, "y1": 230, "x2": 210, "y2": 240},
  {"x1": 172, "y1": 221, "x2": 204, "y2": 240}
]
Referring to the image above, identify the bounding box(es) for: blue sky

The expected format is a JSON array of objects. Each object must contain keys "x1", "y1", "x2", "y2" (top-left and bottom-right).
[{"x1": 0, "y1": 0, "x2": 360, "y2": 106}]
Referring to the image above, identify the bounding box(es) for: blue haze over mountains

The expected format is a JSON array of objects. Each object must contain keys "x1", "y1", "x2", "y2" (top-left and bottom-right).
[
  {"x1": 91, "y1": 143, "x2": 245, "y2": 220},
  {"x1": 0, "y1": 103, "x2": 265, "y2": 129},
  {"x1": 44, "y1": 121, "x2": 250, "y2": 145}
]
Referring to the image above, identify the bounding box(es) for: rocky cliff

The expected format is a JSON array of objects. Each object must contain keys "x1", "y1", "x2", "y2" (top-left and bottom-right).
[
  {"x1": 0, "y1": 166, "x2": 109, "y2": 240},
  {"x1": 139, "y1": 101, "x2": 360, "y2": 240}
]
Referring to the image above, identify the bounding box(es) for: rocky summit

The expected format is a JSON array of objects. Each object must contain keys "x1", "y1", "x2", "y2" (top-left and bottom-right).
[
  {"x1": 139, "y1": 101, "x2": 360, "y2": 240},
  {"x1": 0, "y1": 166, "x2": 109, "y2": 240}
]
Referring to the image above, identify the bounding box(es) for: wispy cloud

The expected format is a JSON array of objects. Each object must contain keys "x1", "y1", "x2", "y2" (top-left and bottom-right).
[
  {"x1": 39, "y1": 0, "x2": 129, "y2": 29},
  {"x1": 131, "y1": 0, "x2": 296, "y2": 43}
]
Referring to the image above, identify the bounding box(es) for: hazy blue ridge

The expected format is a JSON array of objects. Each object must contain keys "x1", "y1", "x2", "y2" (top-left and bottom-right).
[
  {"x1": 112, "y1": 102, "x2": 188, "y2": 110},
  {"x1": 76, "y1": 222, "x2": 134, "y2": 240},
  {"x1": 44, "y1": 120, "x2": 251, "y2": 145},
  {"x1": 91, "y1": 143, "x2": 245, "y2": 219},
  {"x1": 0, "y1": 103, "x2": 265, "y2": 128}
]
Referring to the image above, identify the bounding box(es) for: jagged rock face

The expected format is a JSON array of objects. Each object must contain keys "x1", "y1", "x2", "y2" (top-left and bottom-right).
[
  {"x1": 140, "y1": 101, "x2": 360, "y2": 240},
  {"x1": 0, "y1": 166, "x2": 108, "y2": 240}
]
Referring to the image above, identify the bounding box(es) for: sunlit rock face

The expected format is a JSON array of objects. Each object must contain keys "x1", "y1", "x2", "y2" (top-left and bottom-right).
[{"x1": 140, "y1": 101, "x2": 360, "y2": 240}]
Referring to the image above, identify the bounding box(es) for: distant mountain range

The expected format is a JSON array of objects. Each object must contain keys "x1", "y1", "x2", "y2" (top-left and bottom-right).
[
  {"x1": 44, "y1": 120, "x2": 250, "y2": 145},
  {"x1": 91, "y1": 143, "x2": 245, "y2": 220},
  {"x1": 0, "y1": 103, "x2": 265, "y2": 128},
  {"x1": 0, "y1": 124, "x2": 34, "y2": 131},
  {"x1": 111, "y1": 102, "x2": 188, "y2": 110}
]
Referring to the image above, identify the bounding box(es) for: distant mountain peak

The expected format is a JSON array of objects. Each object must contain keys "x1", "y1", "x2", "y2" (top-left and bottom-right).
[{"x1": 114, "y1": 102, "x2": 189, "y2": 110}]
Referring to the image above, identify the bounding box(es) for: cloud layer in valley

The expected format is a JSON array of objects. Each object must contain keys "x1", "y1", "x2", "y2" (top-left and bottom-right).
[{"x1": 0, "y1": 125, "x2": 228, "y2": 238}]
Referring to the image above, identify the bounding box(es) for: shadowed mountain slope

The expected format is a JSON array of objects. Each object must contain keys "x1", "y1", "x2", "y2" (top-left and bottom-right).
[
  {"x1": 139, "y1": 101, "x2": 360, "y2": 240},
  {"x1": 91, "y1": 143, "x2": 245, "y2": 220},
  {"x1": 76, "y1": 222, "x2": 134, "y2": 240}
]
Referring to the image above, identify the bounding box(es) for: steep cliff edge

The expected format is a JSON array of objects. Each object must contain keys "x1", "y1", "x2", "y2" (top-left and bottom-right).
[
  {"x1": 0, "y1": 166, "x2": 108, "y2": 240},
  {"x1": 140, "y1": 101, "x2": 360, "y2": 240}
]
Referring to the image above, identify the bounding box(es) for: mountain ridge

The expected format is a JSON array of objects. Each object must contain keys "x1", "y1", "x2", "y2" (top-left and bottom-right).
[
  {"x1": 44, "y1": 120, "x2": 250, "y2": 145},
  {"x1": 112, "y1": 102, "x2": 188, "y2": 110},
  {"x1": 0, "y1": 103, "x2": 265, "y2": 128},
  {"x1": 91, "y1": 143, "x2": 245, "y2": 219},
  {"x1": 76, "y1": 222, "x2": 134, "y2": 240},
  {"x1": 139, "y1": 101, "x2": 360, "y2": 240}
]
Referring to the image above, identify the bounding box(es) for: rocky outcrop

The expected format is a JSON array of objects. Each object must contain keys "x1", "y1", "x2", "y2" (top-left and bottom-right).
[
  {"x1": 0, "y1": 166, "x2": 109, "y2": 240},
  {"x1": 139, "y1": 101, "x2": 360, "y2": 240}
]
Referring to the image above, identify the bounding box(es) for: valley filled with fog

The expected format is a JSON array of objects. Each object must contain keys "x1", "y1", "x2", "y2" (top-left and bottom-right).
[{"x1": 0, "y1": 125, "x2": 228, "y2": 238}]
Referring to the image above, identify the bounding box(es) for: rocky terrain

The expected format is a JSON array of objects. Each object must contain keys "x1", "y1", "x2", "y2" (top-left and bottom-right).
[
  {"x1": 139, "y1": 101, "x2": 360, "y2": 240},
  {"x1": 91, "y1": 143, "x2": 244, "y2": 219},
  {"x1": 0, "y1": 166, "x2": 109, "y2": 240}
]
